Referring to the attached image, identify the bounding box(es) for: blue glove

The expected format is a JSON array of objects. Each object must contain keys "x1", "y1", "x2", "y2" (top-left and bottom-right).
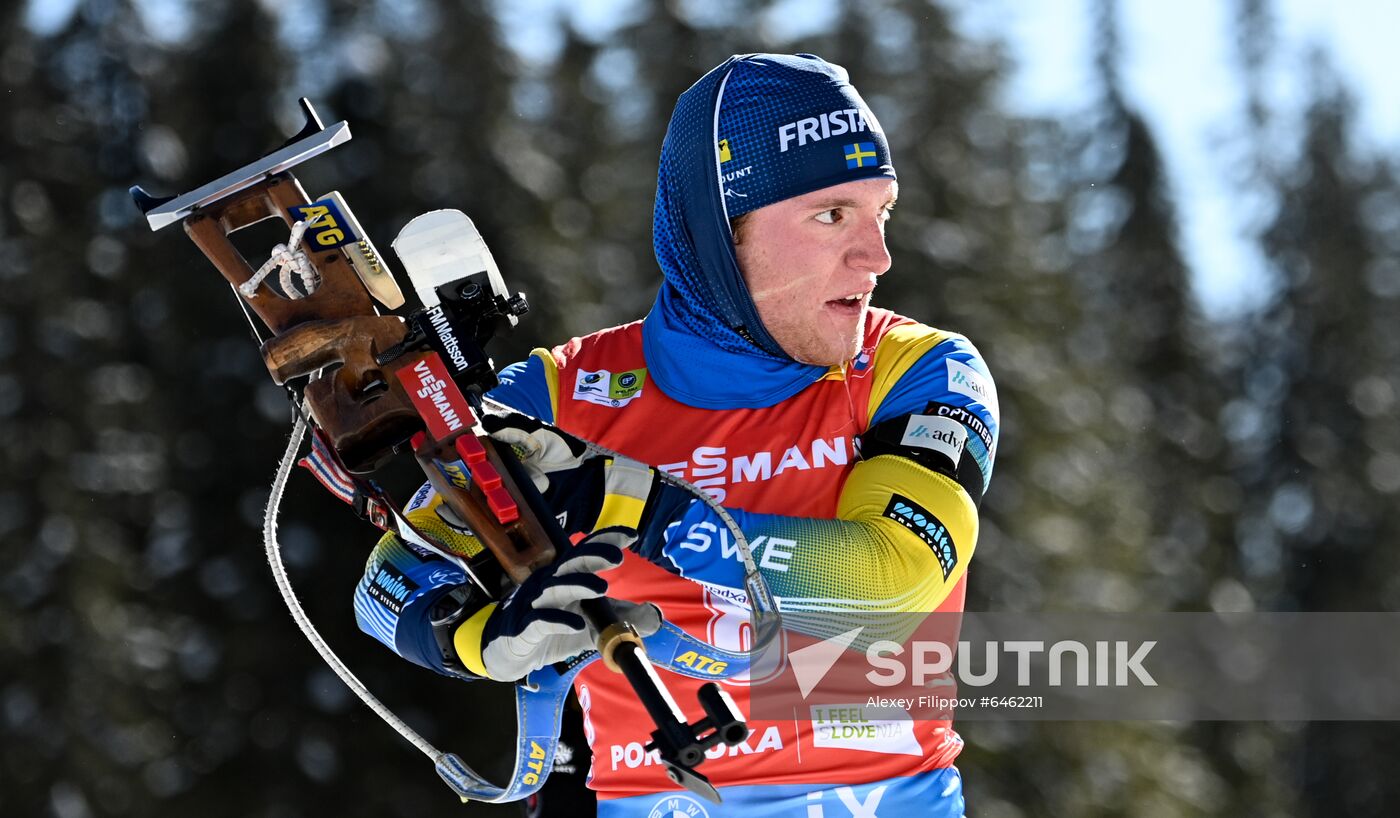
[{"x1": 455, "y1": 529, "x2": 662, "y2": 682}]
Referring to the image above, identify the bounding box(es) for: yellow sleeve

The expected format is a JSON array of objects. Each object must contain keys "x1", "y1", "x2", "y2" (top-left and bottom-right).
[
  {"x1": 531, "y1": 347, "x2": 561, "y2": 423},
  {"x1": 700, "y1": 454, "x2": 977, "y2": 617}
]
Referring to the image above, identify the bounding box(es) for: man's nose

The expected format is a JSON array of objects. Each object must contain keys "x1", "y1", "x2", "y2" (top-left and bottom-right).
[{"x1": 849, "y1": 215, "x2": 892, "y2": 275}]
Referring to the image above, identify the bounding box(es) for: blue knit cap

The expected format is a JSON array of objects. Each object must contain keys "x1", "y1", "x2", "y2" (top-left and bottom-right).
[
  {"x1": 717, "y1": 55, "x2": 895, "y2": 218},
  {"x1": 643, "y1": 53, "x2": 896, "y2": 408}
]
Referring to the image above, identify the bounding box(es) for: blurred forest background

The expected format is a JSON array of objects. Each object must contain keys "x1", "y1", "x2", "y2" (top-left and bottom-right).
[{"x1": 3, "y1": 0, "x2": 1400, "y2": 815}]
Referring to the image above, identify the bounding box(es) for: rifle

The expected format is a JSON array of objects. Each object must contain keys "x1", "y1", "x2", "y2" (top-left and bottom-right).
[{"x1": 131, "y1": 99, "x2": 775, "y2": 804}]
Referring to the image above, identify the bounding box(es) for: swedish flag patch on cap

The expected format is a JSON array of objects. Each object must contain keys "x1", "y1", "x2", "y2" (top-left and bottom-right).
[{"x1": 845, "y1": 142, "x2": 878, "y2": 169}]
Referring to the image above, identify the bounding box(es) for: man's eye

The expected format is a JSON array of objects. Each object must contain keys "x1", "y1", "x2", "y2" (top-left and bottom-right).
[{"x1": 815, "y1": 209, "x2": 840, "y2": 224}]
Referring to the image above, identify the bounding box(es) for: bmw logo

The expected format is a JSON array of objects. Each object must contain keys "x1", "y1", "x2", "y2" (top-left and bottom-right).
[{"x1": 646, "y1": 794, "x2": 711, "y2": 818}]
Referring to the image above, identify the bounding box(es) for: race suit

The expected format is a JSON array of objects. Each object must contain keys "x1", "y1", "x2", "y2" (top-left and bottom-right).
[{"x1": 477, "y1": 306, "x2": 999, "y2": 817}]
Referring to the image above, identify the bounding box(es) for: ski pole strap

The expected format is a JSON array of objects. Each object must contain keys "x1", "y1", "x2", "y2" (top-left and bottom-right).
[
  {"x1": 437, "y1": 620, "x2": 755, "y2": 803},
  {"x1": 434, "y1": 656, "x2": 591, "y2": 802},
  {"x1": 641, "y1": 621, "x2": 755, "y2": 681}
]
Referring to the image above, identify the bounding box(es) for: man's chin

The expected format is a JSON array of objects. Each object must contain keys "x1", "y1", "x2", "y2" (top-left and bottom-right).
[
  {"x1": 788, "y1": 338, "x2": 863, "y2": 368},
  {"x1": 771, "y1": 312, "x2": 866, "y2": 367}
]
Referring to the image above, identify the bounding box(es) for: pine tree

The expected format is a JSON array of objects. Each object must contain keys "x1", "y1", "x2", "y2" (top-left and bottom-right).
[
  {"x1": 1247, "y1": 59, "x2": 1400, "y2": 817},
  {"x1": 0, "y1": 2, "x2": 294, "y2": 815}
]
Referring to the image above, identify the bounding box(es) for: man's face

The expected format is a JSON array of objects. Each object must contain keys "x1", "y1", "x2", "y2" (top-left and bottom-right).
[{"x1": 734, "y1": 178, "x2": 897, "y2": 367}]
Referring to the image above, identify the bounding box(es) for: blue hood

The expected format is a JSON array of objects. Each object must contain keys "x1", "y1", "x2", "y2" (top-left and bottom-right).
[{"x1": 642, "y1": 53, "x2": 896, "y2": 410}]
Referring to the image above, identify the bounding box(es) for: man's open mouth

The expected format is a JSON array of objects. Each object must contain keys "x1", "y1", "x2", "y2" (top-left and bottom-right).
[{"x1": 826, "y1": 292, "x2": 869, "y2": 312}]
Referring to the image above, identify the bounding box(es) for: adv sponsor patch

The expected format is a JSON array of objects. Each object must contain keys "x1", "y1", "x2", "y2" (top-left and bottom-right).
[
  {"x1": 924, "y1": 400, "x2": 995, "y2": 455},
  {"x1": 573, "y1": 367, "x2": 647, "y2": 408},
  {"x1": 901, "y1": 414, "x2": 967, "y2": 466},
  {"x1": 946, "y1": 358, "x2": 998, "y2": 416},
  {"x1": 883, "y1": 495, "x2": 958, "y2": 580}
]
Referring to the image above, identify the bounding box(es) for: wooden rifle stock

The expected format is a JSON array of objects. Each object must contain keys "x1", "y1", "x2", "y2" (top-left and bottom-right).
[
  {"x1": 136, "y1": 104, "x2": 745, "y2": 799},
  {"x1": 177, "y1": 169, "x2": 556, "y2": 580}
]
